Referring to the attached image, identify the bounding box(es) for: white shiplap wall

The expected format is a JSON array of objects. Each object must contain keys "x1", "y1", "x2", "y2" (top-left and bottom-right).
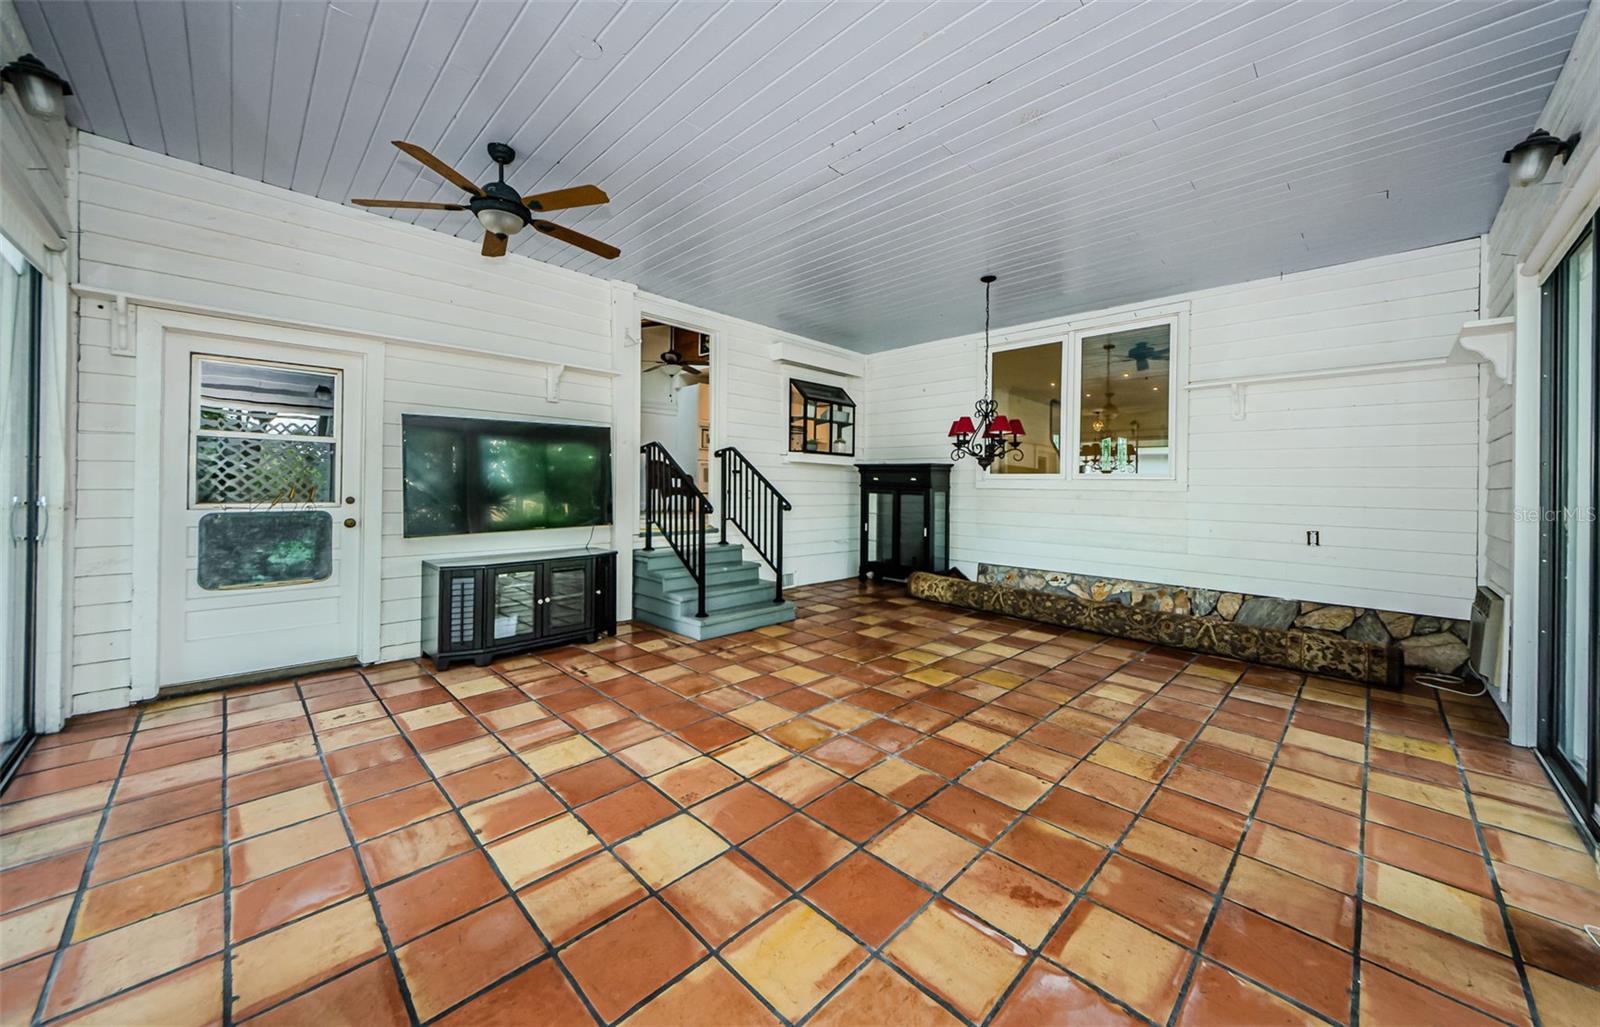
[
  {"x1": 1480, "y1": 9, "x2": 1600, "y2": 602},
  {"x1": 635, "y1": 292, "x2": 863, "y2": 587},
  {"x1": 69, "y1": 134, "x2": 617, "y2": 712},
  {"x1": 66, "y1": 134, "x2": 847, "y2": 714},
  {"x1": 866, "y1": 240, "x2": 1483, "y2": 619}
]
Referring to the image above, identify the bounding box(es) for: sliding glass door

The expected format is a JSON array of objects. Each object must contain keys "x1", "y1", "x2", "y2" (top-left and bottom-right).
[
  {"x1": 1, "y1": 241, "x2": 41, "y2": 784},
  {"x1": 1540, "y1": 211, "x2": 1599, "y2": 835}
]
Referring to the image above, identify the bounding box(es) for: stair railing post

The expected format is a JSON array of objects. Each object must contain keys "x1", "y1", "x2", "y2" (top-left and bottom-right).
[
  {"x1": 696, "y1": 499, "x2": 708, "y2": 619},
  {"x1": 642, "y1": 447, "x2": 654, "y2": 551},
  {"x1": 719, "y1": 454, "x2": 729, "y2": 546},
  {"x1": 774, "y1": 495, "x2": 784, "y2": 604}
]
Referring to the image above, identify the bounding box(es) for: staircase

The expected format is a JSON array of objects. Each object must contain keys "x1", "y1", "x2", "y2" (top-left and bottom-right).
[
  {"x1": 633, "y1": 543, "x2": 795, "y2": 639},
  {"x1": 633, "y1": 443, "x2": 796, "y2": 640}
]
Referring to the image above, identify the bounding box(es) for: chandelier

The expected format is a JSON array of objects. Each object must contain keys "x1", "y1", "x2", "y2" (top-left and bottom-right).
[{"x1": 948, "y1": 274, "x2": 1025, "y2": 469}]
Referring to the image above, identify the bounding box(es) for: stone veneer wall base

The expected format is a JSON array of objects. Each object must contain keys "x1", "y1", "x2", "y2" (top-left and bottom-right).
[{"x1": 908, "y1": 572, "x2": 1402, "y2": 688}]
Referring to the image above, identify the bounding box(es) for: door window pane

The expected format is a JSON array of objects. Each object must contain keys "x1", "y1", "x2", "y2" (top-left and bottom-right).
[
  {"x1": 195, "y1": 437, "x2": 335, "y2": 505},
  {"x1": 1077, "y1": 324, "x2": 1172, "y2": 477},
  {"x1": 193, "y1": 358, "x2": 338, "y2": 507},
  {"x1": 990, "y1": 342, "x2": 1061, "y2": 475},
  {"x1": 197, "y1": 511, "x2": 333, "y2": 589},
  {"x1": 1, "y1": 244, "x2": 37, "y2": 764},
  {"x1": 1554, "y1": 232, "x2": 1595, "y2": 778}
]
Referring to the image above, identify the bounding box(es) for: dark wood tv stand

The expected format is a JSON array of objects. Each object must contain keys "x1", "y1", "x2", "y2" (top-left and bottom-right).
[{"x1": 421, "y1": 548, "x2": 617, "y2": 671}]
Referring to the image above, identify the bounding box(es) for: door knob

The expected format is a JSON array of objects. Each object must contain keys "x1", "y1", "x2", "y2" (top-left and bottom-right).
[{"x1": 343, "y1": 518, "x2": 357, "y2": 528}]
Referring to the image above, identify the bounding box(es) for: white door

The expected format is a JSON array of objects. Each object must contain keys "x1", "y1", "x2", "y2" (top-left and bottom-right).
[{"x1": 157, "y1": 334, "x2": 366, "y2": 687}]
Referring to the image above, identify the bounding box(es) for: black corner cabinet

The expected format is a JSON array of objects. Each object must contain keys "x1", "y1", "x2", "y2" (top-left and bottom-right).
[
  {"x1": 422, "y1": 548, "x2": 616, "y2": 671},
  {"x1": 858, "y1": 463, "x2": 950, "y2": 581}
]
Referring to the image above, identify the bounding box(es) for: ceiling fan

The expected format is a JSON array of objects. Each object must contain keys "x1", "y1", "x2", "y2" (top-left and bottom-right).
[
  {"x1": 352, "y1": 141, "x2": 621, "y2": 260},
  {"x1": 1127, "y1": 340, "x2": 1170, "y2": 371},
  {"x1": 643, "y1": 349, "x2": 707, "y2": 377}
]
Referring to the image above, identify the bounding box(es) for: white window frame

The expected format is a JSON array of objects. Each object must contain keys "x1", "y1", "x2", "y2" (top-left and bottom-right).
[
  {"x1": 188, "y1": 354, "x2": 344, "y2": 510},
  {"x1": 977, "y1": 301, "x2": 1189, "y2": 492}
]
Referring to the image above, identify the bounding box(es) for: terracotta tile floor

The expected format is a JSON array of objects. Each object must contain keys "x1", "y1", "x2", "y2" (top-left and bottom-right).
[{"x1": 3, "y1": 580, "x2": 1598, "y2": 1026}]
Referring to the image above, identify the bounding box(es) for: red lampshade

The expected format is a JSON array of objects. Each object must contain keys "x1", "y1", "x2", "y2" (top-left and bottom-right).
[
  {"x1": 984, "y1": 416, "x2": 1010, "y2": 437},
  {"x1": 1008, "y1": 418, "x2": 1025, "y2": 436},
  {"x1": 950, "y1": 416, "x2": 975, "y2": 437}
]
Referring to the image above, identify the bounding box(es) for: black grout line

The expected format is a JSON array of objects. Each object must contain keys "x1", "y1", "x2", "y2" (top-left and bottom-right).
[
  {"x1": 1348, "y1": 680, "x2": 1375, "y2": 1027},
  {"x1": 398, "y1": 612, "x2": 1096, "y2": 1025},
  {"x1": 394, "y1": 663, "x2": 801, "y2": 1027},
  {"x1": 29, "y1": 708, "x2": 145, "y2": 1025},
  {"x1": 1432, "y1": 690, "x2": 1545, "y2": 1027},
  {"x1": 1158, "y1": 677, "x2": 1346, "y2": 1027},
  {"x1": 273, "y1": 678, "x2": 425, "y2": 1026},
  {"x1": 219, "y1": 685, "x2": 234, "y2": 1026},
  {"x1": 981, "y1": 659, "x2": 1265, "y2": 1027},
  {"x1": 10, "y1": 587, "x2": 1574, "y2": 1027}
]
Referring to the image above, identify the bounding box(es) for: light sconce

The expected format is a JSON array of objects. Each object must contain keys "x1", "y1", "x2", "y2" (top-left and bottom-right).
[
  {"x1": 1, "y1": 53, "x2": 72, "y2": 120},
  {"x1": 1502, "y1": 128, "x2": 1581, "y2": 187}
]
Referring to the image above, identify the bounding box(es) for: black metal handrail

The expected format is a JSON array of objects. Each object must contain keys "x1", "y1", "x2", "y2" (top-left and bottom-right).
[
  {"x1": 641, "y1": 442, "x2": 711, "y2": 618},
  {"x1": 715, "y1": 446, "x2": 792, "y2": 604}
]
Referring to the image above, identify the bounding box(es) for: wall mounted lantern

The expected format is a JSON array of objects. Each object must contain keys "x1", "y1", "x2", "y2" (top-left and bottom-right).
[
  {"x1": 1, "y1": 53, "x2": 72, "y2": 120},
  {"x1": 1503, "y1": 128, "x2": 1581, "y2": 187}
]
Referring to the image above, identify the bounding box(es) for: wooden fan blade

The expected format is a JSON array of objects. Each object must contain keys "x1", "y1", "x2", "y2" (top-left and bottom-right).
[
  {"x1": 532, "y1": 220, "x2": 621, "y2": 260},
  {"x1": 482, "y1": 232, "x2": 508, "y2": 258},
  {"x1": 352, "y1": 198, "x2": 466, "y2": 210},
  {"x1": 522, "y1": 184, "x2": 609, "y2": 212},
  {"x1": 392, "y1": 141, "x2": 482, "y2": 196}
]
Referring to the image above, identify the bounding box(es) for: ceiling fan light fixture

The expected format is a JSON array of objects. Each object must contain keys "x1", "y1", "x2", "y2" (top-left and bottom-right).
[{"x1": 475, "y1": 206, "x2": 526, "y2": 237}]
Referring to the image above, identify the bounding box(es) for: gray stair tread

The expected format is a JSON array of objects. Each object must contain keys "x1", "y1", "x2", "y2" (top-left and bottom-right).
[{"x1": 631, "y1": 599, "x2": 796, "y2": 641}]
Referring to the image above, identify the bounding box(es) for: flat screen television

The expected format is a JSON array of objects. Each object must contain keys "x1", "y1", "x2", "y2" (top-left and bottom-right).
[{"x1": 401, "y1": 414, "x2": 612, "y2": 538}]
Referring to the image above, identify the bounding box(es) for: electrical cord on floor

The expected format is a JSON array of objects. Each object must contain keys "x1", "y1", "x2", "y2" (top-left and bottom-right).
[{"x1": 1412, "y1": 672, "x2": 1490, "y2": 698}]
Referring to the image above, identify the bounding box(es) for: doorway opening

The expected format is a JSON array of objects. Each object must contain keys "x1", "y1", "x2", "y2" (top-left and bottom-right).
[{"x1": 639, "y1": 318, "x2": 712, "y2": 529}]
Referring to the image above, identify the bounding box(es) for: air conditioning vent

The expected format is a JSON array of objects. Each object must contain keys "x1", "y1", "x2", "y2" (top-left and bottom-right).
[{"x1": 1468, "y1": 585, "x2": 1507, "y2": 695}]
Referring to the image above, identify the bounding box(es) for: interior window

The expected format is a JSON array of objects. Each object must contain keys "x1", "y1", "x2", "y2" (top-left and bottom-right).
[
  {"x1": 1075, "y1": 324, "x2": 1172, "y2": 478},
  {"x1": 789, "y1": 379, "x2": 856, "y2": 456},
  {"x1": 990, "y1": 342, "x2": 1062, "y2": 475}
]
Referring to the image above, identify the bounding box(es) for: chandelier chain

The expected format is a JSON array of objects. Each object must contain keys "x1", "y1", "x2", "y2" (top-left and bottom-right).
[{"x1": 981, "y1": 277, "x2": 991, "y2": 402}]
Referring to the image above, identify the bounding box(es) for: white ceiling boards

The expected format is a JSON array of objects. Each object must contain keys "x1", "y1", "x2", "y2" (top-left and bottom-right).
[{"x1": 19, "y1": 0, "x2": 1585, "y2": 351}]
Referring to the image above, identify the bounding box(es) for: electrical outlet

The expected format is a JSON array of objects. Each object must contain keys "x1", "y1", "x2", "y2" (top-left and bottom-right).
[{"x1": 1306, "y1": 530, "x2": 1321, "y2": 546}]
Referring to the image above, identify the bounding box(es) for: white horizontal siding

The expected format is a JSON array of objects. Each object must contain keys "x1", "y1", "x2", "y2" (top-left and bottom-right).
[
  {"x1": 74, "y1": 135, "x2": 615, "y2": 366},
  {"x1": 866, "y1": 241, "x2": 1483, "y2": 618},
  {"x1": 375, "y1": 346, "x2": 614, "y2": 663},
  {"x1": 67, "y1": 135, "x2": 851, "y2": 713},
  {"x1": 69, "y1": 307, "x2": 136, "y2": 715},
  {"x1": 637, "y1": 291, "x2": 861, "y2": 587},
  {"x1": 1483, "y1": 13, "x2": 1600, "y2": 319},
  {"x1": 1478, "y1": 9, "x2": 1598, "y2": 618}
]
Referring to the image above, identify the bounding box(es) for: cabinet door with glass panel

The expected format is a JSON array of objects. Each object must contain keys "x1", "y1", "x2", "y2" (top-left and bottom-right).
[
  {"x1": 541, "y1": 558, "x2": 594, "y2": 636},
  {"x1": 488, "y1": 564, "x2": 540, "y2": 644}
]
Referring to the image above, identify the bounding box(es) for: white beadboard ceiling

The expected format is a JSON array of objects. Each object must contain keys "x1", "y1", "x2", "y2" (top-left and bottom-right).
[{"x1": 18, "y1": 0, "x2": 1587, "y2": 351}]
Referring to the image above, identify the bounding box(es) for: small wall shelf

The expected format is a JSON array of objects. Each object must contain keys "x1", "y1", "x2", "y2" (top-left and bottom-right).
[{"x1": 1452, "y1": 317, "x2": 1515, "y2": 384}]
